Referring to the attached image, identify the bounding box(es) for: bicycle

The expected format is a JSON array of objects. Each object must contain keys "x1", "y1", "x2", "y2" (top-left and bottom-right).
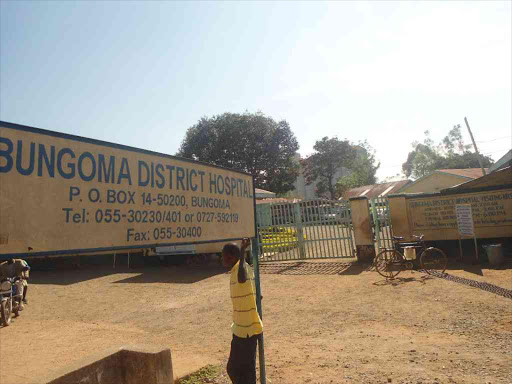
[{"x1": 374, "y1": 234, "x2": 448, "y2": 279}]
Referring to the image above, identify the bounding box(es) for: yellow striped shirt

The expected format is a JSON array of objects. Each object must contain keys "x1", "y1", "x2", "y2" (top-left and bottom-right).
[{"x1": 230, "y1": 261, "x2": 263, "y2": 337}]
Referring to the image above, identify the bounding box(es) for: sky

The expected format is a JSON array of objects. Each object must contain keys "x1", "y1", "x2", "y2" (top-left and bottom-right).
[{"x1": 1, "y1": 1, "x2": 511, "y2": 181}]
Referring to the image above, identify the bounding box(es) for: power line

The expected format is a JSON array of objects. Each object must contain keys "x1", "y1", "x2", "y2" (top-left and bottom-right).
[
  {"x1": 476, "y1": 136, "x2": 511, "y2": 144},
  {"x1": 482, "y1": 148, "x2": 511, "y2": 155}
]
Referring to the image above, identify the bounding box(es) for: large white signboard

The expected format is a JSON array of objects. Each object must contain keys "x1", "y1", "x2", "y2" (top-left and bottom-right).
[{"x1": 0, "y1": 121, "x2": 256, "y2": 257}]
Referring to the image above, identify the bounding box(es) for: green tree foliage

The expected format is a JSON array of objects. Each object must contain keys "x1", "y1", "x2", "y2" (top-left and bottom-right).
[
  {"x1": 402, "y1": 125, "x2": 494, "y2": 179},
  {"x1": 302, "y1": 137, "x2": 355, "y2": 200},
  {"x1": 177, "y1": 112, "x2": 300, "y2": 194},
  {"x1": 336, "y1": 141, "x2": 380, "y2": 198}
]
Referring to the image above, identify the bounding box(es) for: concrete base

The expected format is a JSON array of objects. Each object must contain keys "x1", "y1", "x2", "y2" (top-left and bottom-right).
[
  {"x1": 356, "y1": 245, "x2": 376, "y2": 263},
  {"x1": 41, "y1": 345, "x2": 173, "y2": 384}
]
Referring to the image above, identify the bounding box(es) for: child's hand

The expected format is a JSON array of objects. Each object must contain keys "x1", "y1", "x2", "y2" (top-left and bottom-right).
[{"x1": 240, "y1": 238, "x2": 251, "y2": 252}]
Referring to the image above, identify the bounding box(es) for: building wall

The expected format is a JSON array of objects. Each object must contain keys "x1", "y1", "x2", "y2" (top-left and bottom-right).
[
  {"x1": 400, "y1": 173, "x2": 471, "y2": 194},
  {"x1": 289, "y1": 165, "x2": 350, "y2": 199},
  {"x1": 287, "y1": 148, "x2": 367, "y2": 200}
]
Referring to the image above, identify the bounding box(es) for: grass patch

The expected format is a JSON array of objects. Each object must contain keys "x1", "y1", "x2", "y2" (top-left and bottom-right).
[{"x1": 176, "y1": 364, "x2": 222, "y2": 384}]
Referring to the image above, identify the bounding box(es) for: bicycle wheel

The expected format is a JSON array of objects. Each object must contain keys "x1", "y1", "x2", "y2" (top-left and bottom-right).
[
  {"x1": 375, "y1": 249, "x2": 402, "y2": 279},
  {"x1": 420, "y1": 247, "x2": 447, "y2": 274}
]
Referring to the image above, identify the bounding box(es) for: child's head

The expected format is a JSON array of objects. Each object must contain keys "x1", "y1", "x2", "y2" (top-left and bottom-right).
[{"x1": 222, "y1": 243, "x2": 240, "y2": 268}]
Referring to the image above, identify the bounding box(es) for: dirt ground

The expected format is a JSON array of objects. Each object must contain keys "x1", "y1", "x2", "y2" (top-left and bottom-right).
[{"x1": 0, "y1": 257, "x2": 511, "y2": 384}]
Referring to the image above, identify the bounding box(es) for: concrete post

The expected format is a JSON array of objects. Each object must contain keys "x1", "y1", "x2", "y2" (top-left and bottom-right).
[{"x1": 349, "y1": 197, "x2": 375, "y2": 263}]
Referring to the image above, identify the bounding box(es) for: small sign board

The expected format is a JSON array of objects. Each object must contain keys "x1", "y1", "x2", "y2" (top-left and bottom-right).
[
  {"x1": 155, "y1": 245, "x2": 196, "y2": 255},
  {"x1": 456, "y1": 204, "x2": 474, "y2": 237}
]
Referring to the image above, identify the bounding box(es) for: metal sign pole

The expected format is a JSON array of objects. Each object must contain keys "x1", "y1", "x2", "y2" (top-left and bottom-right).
[
  {"x1": 473, "y1": 235, "x2": 479, "y2": 263},
  {"x1": 252, "y1": 239, "x2": 266, "y2": 384},
  {"x1": 252, "y1": 178, "x2": 267, "y2": 384}
]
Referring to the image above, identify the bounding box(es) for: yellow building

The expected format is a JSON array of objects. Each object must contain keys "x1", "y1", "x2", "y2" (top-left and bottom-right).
[{"x1": 398, "y1": 168, "x2": 487, "y2": 194}]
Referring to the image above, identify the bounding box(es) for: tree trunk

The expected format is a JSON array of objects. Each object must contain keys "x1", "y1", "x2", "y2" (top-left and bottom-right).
[{"x1": 328, "y1": 176, "x2": 336, "y2": 200}]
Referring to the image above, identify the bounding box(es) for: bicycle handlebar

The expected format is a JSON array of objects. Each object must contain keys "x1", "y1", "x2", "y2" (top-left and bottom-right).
[{"x1": 0, "y1": 277, "x2": 22, "y2": 283}]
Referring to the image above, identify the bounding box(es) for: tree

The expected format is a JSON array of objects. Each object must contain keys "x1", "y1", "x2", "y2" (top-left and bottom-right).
[
  {"x1": 177, "y1": 112, "x2": 300, "y2": 194},
  {"x1": 336, "y1": 141, "x2": 380, "y2": 198},
  {"x1": 402, "y1": 126, "x2": 494, "y2": 179},
  {"x1": 441, "y1": 124, "x2": 472, "y2": 155},
  {"x1": 302, "y1": 137, "x2": 355, "y2": 200}
]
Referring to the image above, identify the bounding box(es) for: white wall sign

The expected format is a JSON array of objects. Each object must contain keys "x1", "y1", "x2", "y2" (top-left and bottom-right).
[{"x1": 456, "y1": 204, "x2": 474, "y2": 237}]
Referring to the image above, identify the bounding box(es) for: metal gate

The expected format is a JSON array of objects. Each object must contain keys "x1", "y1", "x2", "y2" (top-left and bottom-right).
[
  {"x1": 256, "y1": 199, "x2": 355, "y2": 261},
  {"x1": 369, "y1": 196, "x2": 393, "y2": 253}
]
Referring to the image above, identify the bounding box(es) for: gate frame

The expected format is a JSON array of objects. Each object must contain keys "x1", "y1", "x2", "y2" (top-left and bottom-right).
[
  {"x1": 369, "y1": 196, "x2": 394, "y2": 253},
  {"x1": 256, "y1": 198, "x2": 355, "y2": 261}
]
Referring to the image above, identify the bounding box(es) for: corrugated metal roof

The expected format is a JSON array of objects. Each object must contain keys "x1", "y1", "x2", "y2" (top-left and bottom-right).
[
  {"x1": 344, "y1": 180, "x2": 411, "y2": 199},
  {"x1": 255, "y1": 188, "x2": 276, "y2": 198},
  {"x1": 489, "y1": 150, "x2": 512, "y2": 173},
  {"x1": 379, "y1": 185, "x2": 395, "y2": 197},
  {"x1": 442, "y1": 166, "x2": 511, "y2": 191},
  {"x1": 437, "y1": 168, "x2": 488, "y2": 179},
  {"x1": 255, "y1": 188, "x2": 274, "y2": 194}
]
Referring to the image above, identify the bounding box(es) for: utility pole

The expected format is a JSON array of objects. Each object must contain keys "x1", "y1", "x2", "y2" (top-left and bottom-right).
[{"x1": 464, "y1": 117, "x2": 487, "y2": 176}]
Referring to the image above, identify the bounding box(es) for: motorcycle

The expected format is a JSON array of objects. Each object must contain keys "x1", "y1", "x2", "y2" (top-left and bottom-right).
[{"x1": 0, "y1": 276, "x2": 23, "y2": 326}]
